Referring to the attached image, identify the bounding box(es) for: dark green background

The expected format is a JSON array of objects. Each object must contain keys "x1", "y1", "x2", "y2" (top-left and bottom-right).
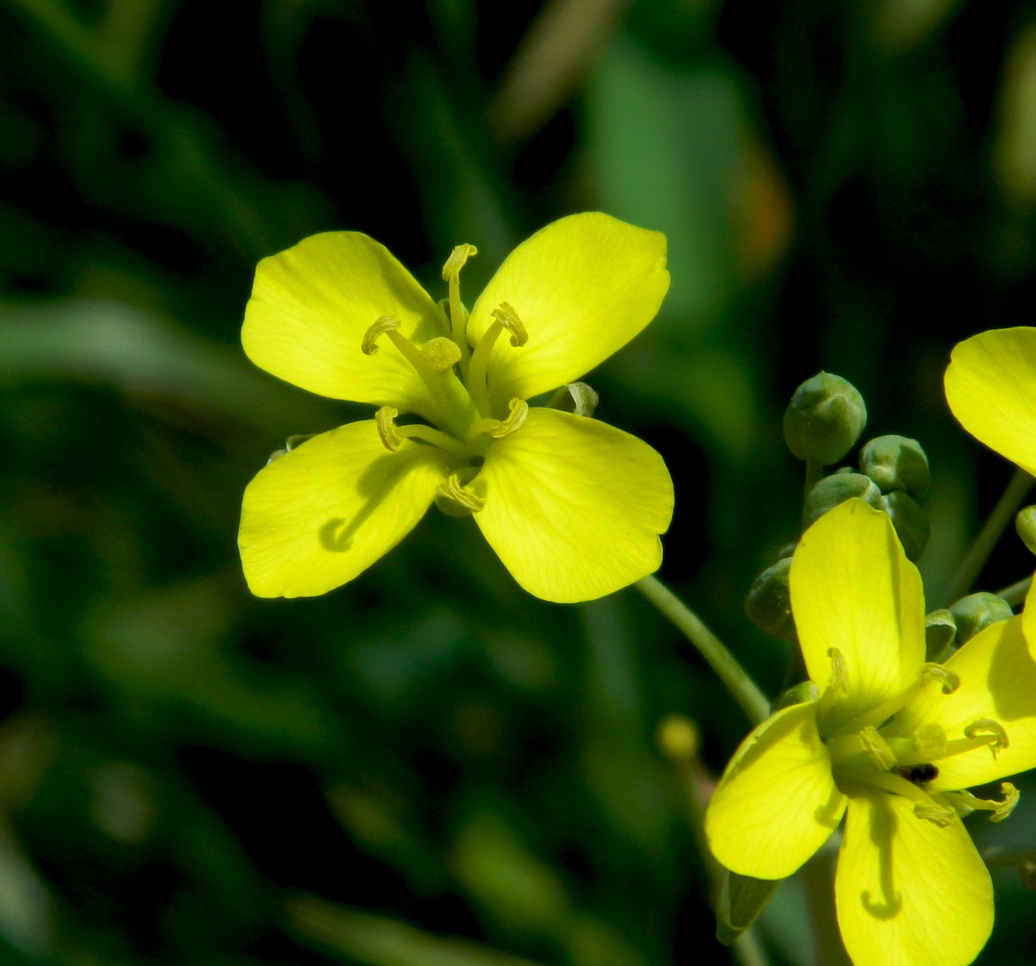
[{"x1": 2, "y1": 0, "x2": 1036, "y2": 963}]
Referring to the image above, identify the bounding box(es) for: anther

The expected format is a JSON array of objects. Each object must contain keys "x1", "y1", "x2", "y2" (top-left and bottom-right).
[
  {"x1": 362, "y1": 315, "x2": 402, "y2": 355},
  {"x1": 491, "y1": 302, "x2": 528, "y2": 347},
  {"x1": 376, "y1": 407, "x2": 403, "y2": 452},
  {"x1": 437, "y1": 473, "x2": 485, "y2": 513},
  {"x1": 441, "y1": 244, "x2": 477, "y2": 283},
  {"x1": 920, "y1": 663, "x2": 960, "y2": 694},
  {"x1": 964, "y1": 719, "x2": 1009, "y2": 758},
  {"x1": 816, "y1": 647, "x2": 849, "y2": 726},
  {"x1": 992, "y1": 783, "x2": 1020, "y2": 823},
  {"x1": 489, "y1": 399, "x2": 528, "y2": 438},
  {"x1": 420, "y1": 337, "x2": 462, "y2": 373}
]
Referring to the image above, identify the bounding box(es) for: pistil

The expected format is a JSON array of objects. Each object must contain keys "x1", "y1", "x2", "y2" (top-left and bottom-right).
[{"x1": 362, "y1": 315, "x2": 478, "y2": 438}]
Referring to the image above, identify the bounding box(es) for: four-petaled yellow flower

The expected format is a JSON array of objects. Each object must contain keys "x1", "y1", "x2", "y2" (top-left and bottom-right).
[
  {"x1": 705, "y1": 499, "x2": 1036, "y2": 966},
  {"x1": 945, "y1": 325, "x2": 1036, "y2": 656},
  {"x1": 238, "y1": 212, "x2": 674, "y2": 602}
]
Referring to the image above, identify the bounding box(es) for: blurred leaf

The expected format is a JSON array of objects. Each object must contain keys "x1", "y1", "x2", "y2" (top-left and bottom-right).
[
  {"x1": 287, "y1": 894, "x2": 548, "y2": 966},
  {"x1": 0, "y1": 299, "x2": 330, "y2": 433}
]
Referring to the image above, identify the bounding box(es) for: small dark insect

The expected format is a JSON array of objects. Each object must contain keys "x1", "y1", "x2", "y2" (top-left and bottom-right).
[{"x1": 900, "y1": 763, "x2": 939, "y2": 784}]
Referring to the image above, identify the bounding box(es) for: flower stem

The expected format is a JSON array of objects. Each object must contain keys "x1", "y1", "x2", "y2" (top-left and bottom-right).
[
  {"x1": 941, "y1": 466, "x2": 1033, "y2": 607},
  {"x1": 636, "y1": 575, "x2": 770, "y2": 726},
  {"x1": 996, "y1": 575, "x2": 1032, "y2": 608},
  {"x1": 804, "y1": 459, "x2": 824, "y2": 500}
]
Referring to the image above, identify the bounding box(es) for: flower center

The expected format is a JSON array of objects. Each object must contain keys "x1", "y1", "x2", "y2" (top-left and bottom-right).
[
  {"x1": 361, "y1": 243, "x2": 533, "y2": 514},
  {"x1": 819, "y1": 648, "x2": 1018, "y2": 825}
]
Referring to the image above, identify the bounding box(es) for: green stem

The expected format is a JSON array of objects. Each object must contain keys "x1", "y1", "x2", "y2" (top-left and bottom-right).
[
  {"x1": 996, "y1": 575, "x2": 1032, "y2": 609},
  {"x1": 733, "y1": 929, "x2": 771, "y2": 966},
  {"x1": 636, "y1": 575, "x2": 770, "y2": 726},
  {"x1": 941, "y1": 467, "x2": 1034, "y2": 607},
  {"x1": 804, "y1": 459, "x2": 824, "y2": 500}
]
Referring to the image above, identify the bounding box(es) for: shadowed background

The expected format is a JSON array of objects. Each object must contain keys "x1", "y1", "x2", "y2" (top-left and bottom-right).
[{"x1": 2, "y1": 0, "x2": 1036, "y2": 964}]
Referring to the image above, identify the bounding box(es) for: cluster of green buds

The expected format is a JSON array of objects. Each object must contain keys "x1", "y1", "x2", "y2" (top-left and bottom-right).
[{"x1": 746, "y1": 373, "x2": 932, "y2": 638}]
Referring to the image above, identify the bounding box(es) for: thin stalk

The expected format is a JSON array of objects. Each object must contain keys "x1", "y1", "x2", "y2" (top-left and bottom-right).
[
  {"x1": 997, "y1": 575, "x2": 1032, "y2": 609},
  {"x1": 636, "y1": 575, "x2": 770, "y2": 726},
  {"x1": 804, "y1": 459, "x2": 824, "y2": 500},
  {"x1": 941, "y1": 467, "x2": 1034, "y2": 607}
]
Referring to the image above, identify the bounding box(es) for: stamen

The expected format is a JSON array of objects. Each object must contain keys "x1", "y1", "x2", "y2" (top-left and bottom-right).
[
  {"x1": 490, "y1": 398, "x2": 528, "y2": 437},
  {"x1": 420, "y1": 337, "x2": 462, "y2": 373},
  {"x1": 362, "y1": 315, "x2": 401, "y2": 355},
  {"x1": 465, "y1": 398, "x2": 529, "y2": 446},
  {"x1": 437, "y1": 473, "x2": 485, "y2": 512},
  {"x1": 992, "y1": 783, "x2": 1020, "y2": 823},
  {"x1": 441, "y1": 244, "x2": 477, "y2": 369},
  {"x1": 867, "y1": 771, "x2": 956, "y2": 826},
  {"x1": 943, "y1": 783, "x2": 1019, "y2": 823},
  {"x1": 866, "y1": 766, "x2": 953, "y2": 825},
  {"x1": 913, "y1": 803, "x2": 956, "y2": 827},
  {"x1": 361, "y1": 316, "x2": 480, "y2": 439},
  {"x1": 853, "y1": 662, "x2": 961, "y2": 731},
  {"x1": 859, "y1": 726, "x2": 896, "y2": 770},
  {"x1": 376, "y1": 406, "x2": 472, "y2": 458},
  {"x1": 826, "y1": 725, "x2": 895, "y2": 769},
  {"x1": 441, "y1": 244, "x2": 478, "y2": 284},
  {"x1": 922, "y1": 664, "x2": 961, "y2": 694},
  {"x1": 466, "y1": 305, "x2": 528, "y2": 418},
  {"x1": 964, "y1": 719, "x2": 1009, "y2": 758},
  {"x1": 816, "y1": 647, "x2": 849, "y2": 724},
  {"x1": 491, "y1": 302, "x2": 528, "y2": 347},
  {"x1": 376, "y1": 406, "x2": 402, "y2": 452}
]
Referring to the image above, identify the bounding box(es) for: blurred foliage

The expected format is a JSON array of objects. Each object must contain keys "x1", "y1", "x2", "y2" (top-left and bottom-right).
[{"x1": 3, "y1": 0, "x2": 1036, "y2": 964}]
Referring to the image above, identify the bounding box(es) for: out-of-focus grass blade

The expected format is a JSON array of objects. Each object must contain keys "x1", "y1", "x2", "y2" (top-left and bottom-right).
[
  {"x1": 0, "y1": 299, "x2": 332, "y2": 433},
  {"x1": 286, "y1": 895, "x2": 547, "y2": 966}
]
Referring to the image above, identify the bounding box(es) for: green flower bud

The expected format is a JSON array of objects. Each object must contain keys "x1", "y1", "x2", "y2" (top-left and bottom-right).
[
  {"x1": 716, "y1": 870, "x2": 781, "y2": 945},
  {"x1": 859, "y1": 435, "x2": 930, "y2": 499},
  {"x1": 949, "y1": 592, "x2": 1013, "y2": 645},
  {"x1": 745, "y1": 557, "x2": 794, "y2": 638},
  {"x1": 803, "y1": 473, "x2": 882, "y2": 530},
  {"x1": 1017, "y1": 505, "x2": 1036, "y2": 556},
  {"x1": 783, "y1": 372, "x2": 867, "y2": 466},
  {"x1": 547, "y1": 382, "x2": 599, "y2": 417},
  {"x1": 881, "y1": 491, "x2": 930, "y2": 562},
  {"x1": 771, "y1": 680, "x2": 820, "y2": 713},
  {"x1": 924, "y1": 609, "x2": 956, "y2": 662}
]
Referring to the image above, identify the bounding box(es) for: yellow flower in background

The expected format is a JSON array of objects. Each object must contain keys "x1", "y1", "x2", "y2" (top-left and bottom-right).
[
  {"x1": 705, "y1": 499, "x2": 1036, "y2": 966},
  {"x1": 238, "y1": 212, "x2": 674, "y2": 602},
  {"x1": 944, "y1": 326, "x2": 1036, "y2": 654}
]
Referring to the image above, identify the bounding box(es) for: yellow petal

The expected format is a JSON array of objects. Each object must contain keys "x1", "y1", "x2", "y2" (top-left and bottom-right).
[
  {"x1": 704, "y1": 701, "x2": 846, "y2": 879},
  {"x1": 836, "y1": 792, "x2": 992, "y2": 966},
  {"x1": 1022, "y1": 576, "x2": 1036, "y2": 661},
  {"x1": 472, "y1": 408, "x2": 673, "y2": 602},
  {"x1": 239, "y1": 421, "x2": 453, "y2": 597},
  {"x1": 890, "y1": 615, "x2": 1036, "y2": 790},
  {"x1": 466, "y1": 213, "x2": 669, "y2": 412},
  {"x1": 242, "y1": 232, "x2": 446, "y2": 420},
  {"x1": 944, "y1": 327, "x2": 1036, "y2": 476},
  {"x1": 791, "y1": 500, "x2": 926, "y2": 732}
]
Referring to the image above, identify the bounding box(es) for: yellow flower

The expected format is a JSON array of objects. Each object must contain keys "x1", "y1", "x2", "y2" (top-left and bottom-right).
[
  {"x1": 237, "y1": 212, "x2": 674, "y2": 602},
  {"x1": 944, "y1": 326, "x2": 1036, "y2": 655},
  {"x1": 705, "y1": 499, "x2": 1036, "y2": 966}
]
